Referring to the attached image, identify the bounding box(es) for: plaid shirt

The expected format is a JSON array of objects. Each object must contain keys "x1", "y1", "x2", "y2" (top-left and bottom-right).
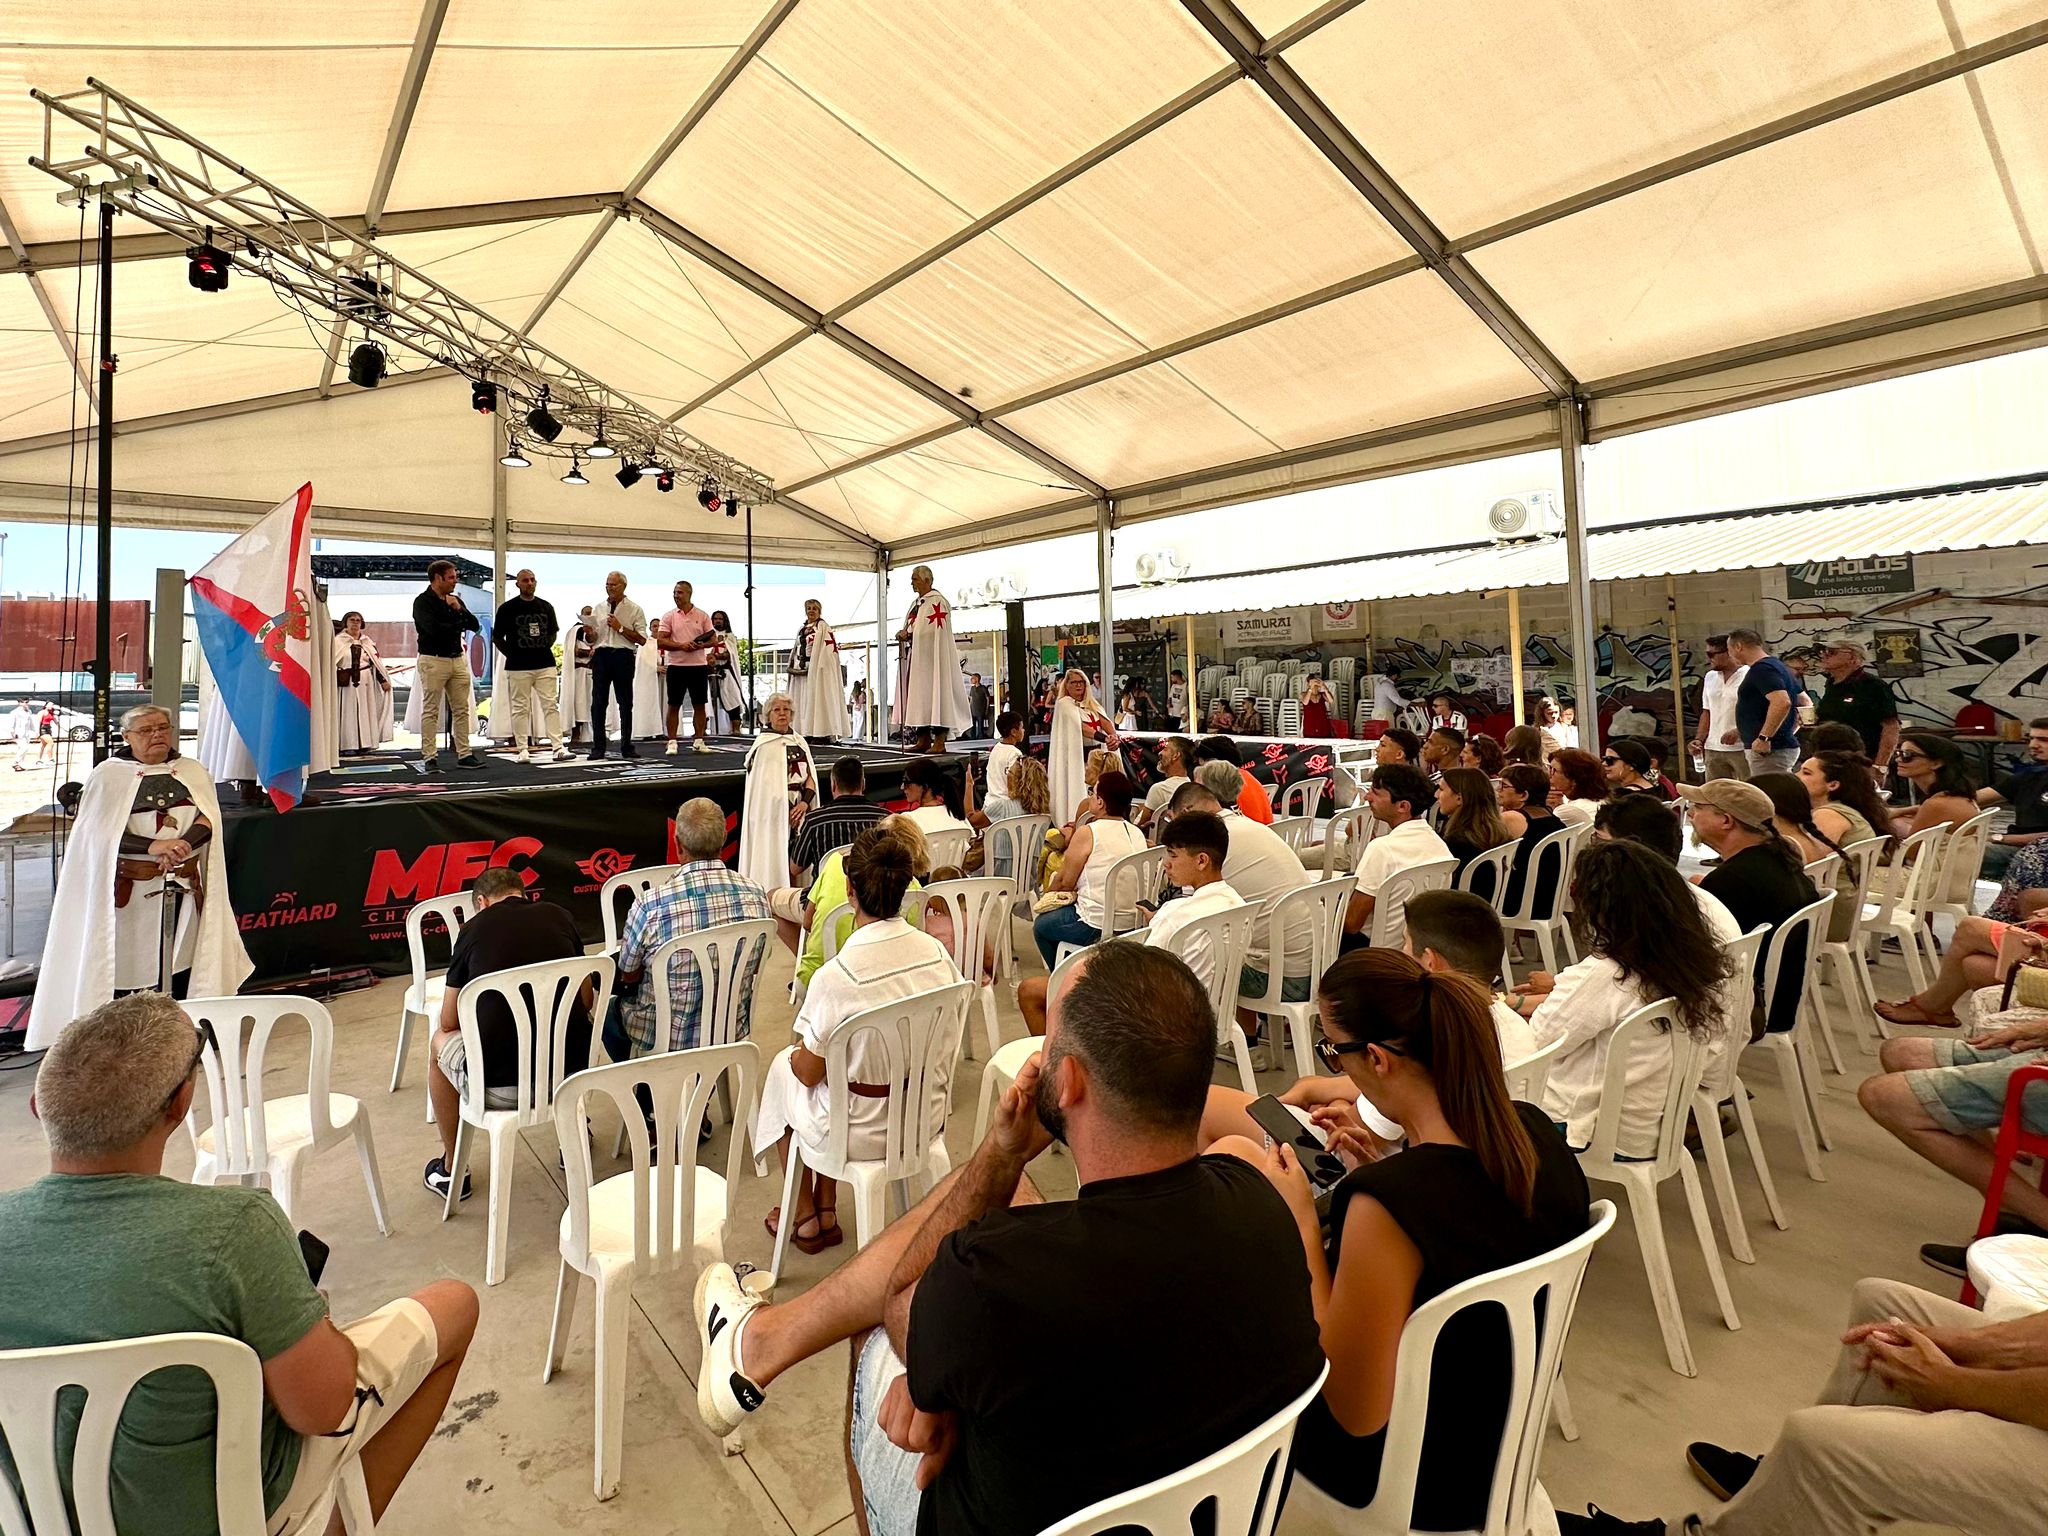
[{"x1": 616, "y1": 861, "x2": 773, "y2": 1052}]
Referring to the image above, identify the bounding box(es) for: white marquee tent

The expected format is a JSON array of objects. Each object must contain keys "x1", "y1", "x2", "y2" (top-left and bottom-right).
[{"x1": 3, "y1": 0, "x2": 2047, "y2": 713}]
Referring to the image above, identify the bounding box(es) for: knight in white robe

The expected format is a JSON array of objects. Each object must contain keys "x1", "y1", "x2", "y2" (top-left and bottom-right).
[
  {"x1": 890, "y1": 564, "x2": 969, "y2": 751},
  {"x1": 709, "y1": 610, "x2": 747, "y2": 733},
  {"x1": 788, "y1": 599, "x2": 847, "y2": 740},
  {"x1": 557, "y1": 608, "x2": 595, "y2": 743},
  {"x1": 333, "y1": 612, "x2": 394, "y2": 752},
  {"x1": 1049, "y1": 667, "x2": 1116, "y2": 825},
  {"x1": 27, "y1": 704, "x2": 252, "y2": 1049},
  {"x1": 739, "y1": 694, "x2": 818, "y2": 890}
]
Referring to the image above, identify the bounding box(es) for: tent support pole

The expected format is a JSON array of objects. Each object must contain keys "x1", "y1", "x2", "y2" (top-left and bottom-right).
[
  {"x1": 1559, "y1": 399, "x2": 1601, "y2": 755},
  {"x1": 1185, "y1": 613, "x2": 1197, "y2": 727},
  {"x1": 1095, "y1": 498, "x2": 1115, "y2": 703},
  {"x1": 92, "y1": 194, "x2": 116, "y2": 764},
  {"x1": 1666, "y1": 573, "x2": 1688, "y2": 783},
  {"x1": 1507, "y1": 586, "x2": 1525, "y2": 726},
  {"x1": 874, "y1": 550, "x2": 891, "y2": 743},
  {"x1": 744, "y1": 502, "x2": 757, "y2": 732}
]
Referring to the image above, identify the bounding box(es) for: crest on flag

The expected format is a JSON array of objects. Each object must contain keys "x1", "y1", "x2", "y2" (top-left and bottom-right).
[{"x1": 190, "y1": 484, "x2": 316, "y2": 810}]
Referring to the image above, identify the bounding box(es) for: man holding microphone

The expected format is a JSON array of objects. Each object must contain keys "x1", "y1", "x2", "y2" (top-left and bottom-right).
[
  {"x1": 588, "y1": 570, "x2": 648, "y2": 759},
  {"x1": 412, "y1": 559, "x2": 484, "y2": 771}
]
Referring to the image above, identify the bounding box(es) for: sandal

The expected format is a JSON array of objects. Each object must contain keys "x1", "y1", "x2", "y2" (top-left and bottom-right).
[
  {"x1": 1873, "y1": 998, "x2": 1960, "y2": 1027},
  {"x1": 763, "y1": 1207, "x2": 845, "y2": 1255}
]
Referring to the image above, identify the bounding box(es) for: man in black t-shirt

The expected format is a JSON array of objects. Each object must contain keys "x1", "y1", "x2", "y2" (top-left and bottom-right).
[
  {"x1": 491, "y1": 567, "x2": 567, "y2": 764},
  {"x1": 1976, "y1": 716, "x2": 2048, "y2": 879},
  {"x1": 1811, "y1": 636, "x2": 1900, "y2": 764},
  {"x1": 691, "y1": 944, "x2": 1323, "y2": 1536},
  {"x1": 424, "y1": 867, "x2": 593, "y2": 1198},
  {"x1": 1681, "y1": 780, "x2": 1817, "y2": 1038}
]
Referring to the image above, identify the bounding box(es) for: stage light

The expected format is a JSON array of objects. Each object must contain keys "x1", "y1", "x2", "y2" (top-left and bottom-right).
[
  {"x1": 726, "y1": 498, "x2": 741, "y2": 519},
  {"x1": 614, "y1": 460, "x2": 642, "y2": 490},
  {"x1": 500, "y1": 440, "x2": 530, "y2": 469},
  {"x1": 186, "y1": 242, "x2": 229, "y2": 293},
  {"x1": 656, "y1": 470, "x2": 675, "y2": 494},
  {"x1": 696, "y1": 479, "x2": 722, "y2": 512},
  {"x1": 526, "y1": 401, "x2": 563, "y2": 443},
  {"x1": 348, "y1": 340, "x2": 386, "y2": 389},
  {"x1": 470, "y1": 379, "x2": 498, "y2": 415},
  {"x1": 586, "y1": 415, "x2": 616, "y2": 458},
  {"x1": 562, "y1": 455, "x2": 588, "y2": 487}
]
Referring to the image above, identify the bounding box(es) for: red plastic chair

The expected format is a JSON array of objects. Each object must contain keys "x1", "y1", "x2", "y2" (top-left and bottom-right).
[{"x1": 1960, "y1": 1062, "x2": 2048, "y2": 1306}]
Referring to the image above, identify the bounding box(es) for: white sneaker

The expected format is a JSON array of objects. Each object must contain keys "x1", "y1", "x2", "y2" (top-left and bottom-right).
[
  {"x1": 552, "y1": 745, "x2": 572, "y2": 761},
  {"x1": 515, "y1": 748, "x2": 530, "y2": 764},
  {"x1": 693, "y1": 739, "x2": 712, "y2": 755},
  {"x1": 665, "y1": 738, "x2": 678, "y2": 756},
  {"x1": 694, "y1": 1263, "x2": 766, "y2": 1434}
]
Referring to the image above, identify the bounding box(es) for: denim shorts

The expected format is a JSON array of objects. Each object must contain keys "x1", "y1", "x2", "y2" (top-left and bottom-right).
[
  {"x1": 1905, "y1": 1042, "x2": 2048, "y2": 1136},
  {"x1": 1239, "y1": 963, "x2": 1312, "y2": 1003},
  {"x1": 849, "y1": 1332, "x2": 922, "y2": 1536}
]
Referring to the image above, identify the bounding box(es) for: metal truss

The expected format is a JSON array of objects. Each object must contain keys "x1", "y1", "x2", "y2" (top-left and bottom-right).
[{"x1": 29, "y1": 77, "x2": 778, "y2": 505}]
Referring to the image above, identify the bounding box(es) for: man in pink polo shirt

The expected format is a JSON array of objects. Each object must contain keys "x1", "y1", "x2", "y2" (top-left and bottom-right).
[{"x1": 655, "y1": 579, "x2": 718, "y2": 755}]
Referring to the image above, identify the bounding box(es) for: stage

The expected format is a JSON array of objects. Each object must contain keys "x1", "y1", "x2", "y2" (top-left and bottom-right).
[{"x1": 220, "y1": 738, "x2": 935, "y2": 983}]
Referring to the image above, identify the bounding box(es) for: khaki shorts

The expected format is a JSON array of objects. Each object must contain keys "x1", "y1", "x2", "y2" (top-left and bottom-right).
[
  {"x1": 436, "y1": 1031, "x2": 519, "y2": 1111},
  {"x1": 268, "y1": 1298, "x2": 440, "y2": 1534},
  {"x1": 768, "y1": 886, "x2": 807, "y2": 924}
]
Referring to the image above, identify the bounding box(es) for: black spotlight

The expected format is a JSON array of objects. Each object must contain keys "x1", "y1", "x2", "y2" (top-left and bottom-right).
[
  {"x1": 655, "y1": 470, "x2": 675, "y2": 494},
  {"x1": 696, "y1": 479, "x2": 722, "y2": 512},
  {"x1": 725, "y1": 498, "x2": 741, "y2": 519},
  {"x1": 526, "y1": 401, "x2": 563, "y2": 443},
  {"x1": 347, "y1": 340, "x2": 386, "y2": 389},
  {"x1": 470, "y1": 379, "x2": 498, "y2": 415},
  {"x1": 186, "y1": 242, "x2": 229, "y2": 293},
  {"x1": 615, "y1": 460, "x2": 642, "y2": 490}
]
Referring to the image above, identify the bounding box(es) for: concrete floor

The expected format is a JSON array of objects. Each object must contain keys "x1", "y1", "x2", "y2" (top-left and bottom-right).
[{"x1": 0, "y1": 926, "x2": 1982, "y2": 1534}]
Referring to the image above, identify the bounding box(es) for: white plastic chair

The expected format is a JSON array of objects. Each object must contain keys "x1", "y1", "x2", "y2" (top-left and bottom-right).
[
  {"x1": 1865, "y1": 823, "x2": 1950, "y2": 1004},
  {"x1": 1276, "y1": 776, "x2": 1326, "y2": 822},
  {"x1": 1742, "y1": 894, "x2": 1837, "y2": 1184},
  {"x1": 1455, "y1": 841, "x2": 1518, "y2": 915},
  {"x1": 1040, "y1": 1363, "x2": 1329, "y2": 1536},
  {"x1": 1102, "y1": 843, "x2": 1170, "y2": 937},
  {"x1": 1366, "y1": 856, "x2": 1458, "y2": 951},
  {"x1": 1269, "y1": 814, "x2": 1315, "y2": 854},
  {"x1": 1286, "y1": 1203, "x2": 1618, "y2": 1536},
  {"x1": 922, "y1": 824, "x2": 973, "y2": 871},
  {"x1": 1320, "y1": 805, "x2": 1376, "y2": 880},
  {"x1": 1497, "y1": 821, "x2": 1586, "y2": 979},
  {"x1": 184, "y1": 995, "x2": 389, "y2": 1236},
  {"x1": 973, "y1": 947, "x2": 1091, "y2": 1142},
  {"x1": 1689, "y1": 929, "x2": 1780, "y2": 1268},
  {"x1": 920, "y1": 876, "x2": 1013, "y2": 1057},
  {"x1": 985, "y1": 813, "x2": 1053, "y2": 978},
  {"x1": 546, "y1": 1042, "x2": 759, "y2": 1500},
  {"x1": 765, "y1": 980, "x2": 976, "y2": 1286},
  {"x1": 1504, "y1": 1034, "x2": 1565, "y2": 1104},
  {"x1": 1236, "y1": 877, "x2": 1357, "y2": 1081},
  {"x1": 0, "y1": 1332, "x2": 374, "y2": 1536},
  {"x1": 1928, "y1": 807, "x2": 1998, "y2": 929},
  {"x1": 444, "y1": 953, "x2": 615, "y2": 1286},
  {"x1": 598, "y1": 863, "x2": 682, "y2": 952},
  {"x1": 1276, "y1": 699, "x2": 1303, "y2": 736},
  {"x1": 1802, "y1": 852, "x2": 1840, "y2": 895},
  {"x1": 1159, "y1": 901, "x2": 1263, "y2": 1095},
  {"x1": 390, "y1": 891, "x2": 475, "y2": 1111},
  {"x1": 1573, "y1": 997, "x2": 1737, "y2": 1378},
  {"x1": 1816, "y1": 834, "x2": 1889, "y2": 1055}
]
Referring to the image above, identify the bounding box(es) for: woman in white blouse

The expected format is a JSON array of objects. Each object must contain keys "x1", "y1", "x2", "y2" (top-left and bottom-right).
[{"x1": 1505, "y1": 838, "x2": 1732, "y2": 1157}]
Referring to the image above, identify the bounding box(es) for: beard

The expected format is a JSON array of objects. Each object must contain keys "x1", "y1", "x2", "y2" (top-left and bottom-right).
[{"x1": 1033, "y1": 1048, "x2": 1068, "y2": 1144}]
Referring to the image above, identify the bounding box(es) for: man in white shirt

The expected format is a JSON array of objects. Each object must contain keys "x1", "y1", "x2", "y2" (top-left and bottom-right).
[
  {"x1": 1174, "y1": 772, "x2": 1314, "y2": 1000},
  {"x1": 7, "y1": 699, "x2": 36, "y2": 770},
  {"x1": 1142, "y1": 811, "x2": 1244, "y2": 995},
  {"x1": 1346, "y1": 762, "x2": 1453, "y2": 941},
  {"x1": 1370, "y1": 667, "x2": 1409, "y2": 723},
  {"x1": 653, "y1": 578, "x2": 718, "y2": 755},
  {"x1": 587, "y1": 570, "x2": 649, "y2": 760},
  {"x1": 1693, "y1": 633, "x2": 1750, "y2": 782},
  {"x1": 1139, "y1": 735, "x2": 1195, "y2": 830}
]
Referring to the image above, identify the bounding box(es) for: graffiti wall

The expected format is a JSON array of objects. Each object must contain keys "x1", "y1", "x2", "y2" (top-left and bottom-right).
[{"x1": 1766, "y1": 547, "x2": 2048, "y2": 730}]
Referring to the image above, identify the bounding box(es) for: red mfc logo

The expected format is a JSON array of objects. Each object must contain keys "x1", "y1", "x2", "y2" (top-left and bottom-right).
[
  {"x1": 364, "y1": 837, "x2": 542, "y2": 906},
  {"x1": 575, "y1": 848, "x2": 637, "y2": 883}
]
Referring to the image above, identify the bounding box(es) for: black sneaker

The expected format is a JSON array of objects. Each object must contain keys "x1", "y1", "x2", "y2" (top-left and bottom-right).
[
  {"x1": 423, "y1": 1156, "x2": 471, "y2": 1201},
  {"x1": 1919, "y1": 1241, "x2": 1968, "y2": 1278},
  {"x1": 1558, "y1": 1509, "x2": 1666, "y2": 1535},
  {"x1": 455, "y1": 755, "x2": 486, "y2": 770},
  {"x1": 1686, "y1": 1443, "x2": 1759, "y2": 1502}
]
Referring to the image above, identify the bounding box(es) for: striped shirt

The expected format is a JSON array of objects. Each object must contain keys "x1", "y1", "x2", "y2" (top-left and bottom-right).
[
  {"x1": 616, "y1": 862, "x2": 773, "y2": 1052},
  {"x1": 792, "y1": 796, "x2": 886, "y2": 873}
]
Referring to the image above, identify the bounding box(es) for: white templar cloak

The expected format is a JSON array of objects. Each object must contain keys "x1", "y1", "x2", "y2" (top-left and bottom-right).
[
  {"x1": 739, "y1": 731, "x2": 817, "y2": 890},
  {"x1": 891, "y1": 590, "x2": 969, "y2": 734},
  {"x1": 27, "y1": 754, "x2": 252, "y2": 1049},
  {"x1": 789, "y1": 617, "x2": 848, "y2": 738},
  {"x1": 334, "y1": 630, "x2": 394, "y2": 750},
  {"x1": 1049, "y1": 689, "x2": 1111, "y2": 825}
]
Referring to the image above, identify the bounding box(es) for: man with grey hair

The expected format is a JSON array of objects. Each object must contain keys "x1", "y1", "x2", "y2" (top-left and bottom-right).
[
  {"x1": 1812, "y1": 634, "x2": 1901, "y2": 765},
  {"x1": 426, "y1": 865, "x2": 591, "y2": 1197},
  {"x1": 26, "y1": 704, "x2": 250, "y2": 1051},
  {"x1": 1, "y1": 992, "x2": 478, "y2": 1531},
  {"x1": 587, "y1": 569, "x2": 648, "y2": 759},
  {"x1": 1193, "y1": 757, "x2": 1244, "y2": 807},
  {"x1": 892, "y1": 564, "x2": 970, "y2": 752}
]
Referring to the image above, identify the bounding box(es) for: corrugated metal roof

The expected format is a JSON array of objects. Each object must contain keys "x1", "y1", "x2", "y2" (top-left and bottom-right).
[{"x1": 953, "y1": 476, "x2": 2048, "y2": 631}]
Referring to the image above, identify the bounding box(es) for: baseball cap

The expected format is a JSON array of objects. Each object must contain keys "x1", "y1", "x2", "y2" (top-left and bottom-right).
[
  {"x1": 1677, "y1": 779, "x2": 1776, "y2": 831},
  {"x1": 1816, "y1": 634, "x2": 1867, "y2": 657}
]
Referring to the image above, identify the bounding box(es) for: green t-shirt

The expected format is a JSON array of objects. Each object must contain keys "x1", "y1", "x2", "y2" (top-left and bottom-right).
[
  {"x1": 797, "y1": 852, "x2": 921, "y2": 986},
  {"x1": 0, "y1": 1174, "x2": 329, "y2": 1534}
]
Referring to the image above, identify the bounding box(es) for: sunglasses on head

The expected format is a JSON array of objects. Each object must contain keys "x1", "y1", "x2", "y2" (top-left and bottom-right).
[{"x1": 163, "y1": 1018, "x2": 216, "y2": 1111}]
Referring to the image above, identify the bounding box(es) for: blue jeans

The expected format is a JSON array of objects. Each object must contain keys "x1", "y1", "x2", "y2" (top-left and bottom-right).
[
  {"x1": 849, "y1": 1332, "x2": 921, "y2": 1536},
  {"x1": 1032, "y1": 902, "x2": 1099, "y2": 970}
]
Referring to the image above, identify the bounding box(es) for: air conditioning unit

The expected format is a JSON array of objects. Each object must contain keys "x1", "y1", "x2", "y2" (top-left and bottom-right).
[
  {"x1": 1485, "y1": 490, "x2": 1562, "y2": 542},
  {"x1": 1135, "y1": 549, "x2": 1191, "y2": 584}
]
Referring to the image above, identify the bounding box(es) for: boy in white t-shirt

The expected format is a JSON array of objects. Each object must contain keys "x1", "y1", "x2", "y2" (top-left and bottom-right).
[{"x1": 1142, "y1": 811, "x2": 1244, "y2": 995}]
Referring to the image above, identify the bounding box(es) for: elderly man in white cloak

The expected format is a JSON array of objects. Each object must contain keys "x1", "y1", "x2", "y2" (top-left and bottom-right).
[
  {"x1": 788, "y1": 598, "x2": 848, "y2": 740},
  {"x1": 27, "y1": 705, "x2": 251, "y2": 1049},
  {"x1": 890, "y1": 565, "x2": 970, "y2": 753},
  {"x1": 740, "y1": 693, "x2": 818, "y2": 890}
]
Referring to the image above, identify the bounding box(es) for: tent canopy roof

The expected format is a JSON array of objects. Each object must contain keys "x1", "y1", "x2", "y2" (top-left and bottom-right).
[{"x1": 4, "y1": 1, "x2": 2046, "y2": 565}]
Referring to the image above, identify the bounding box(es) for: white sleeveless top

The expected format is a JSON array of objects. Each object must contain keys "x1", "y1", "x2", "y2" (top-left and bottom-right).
[{"x1": 1077, "y1": 818, "x2": 1148, "y2": 928}]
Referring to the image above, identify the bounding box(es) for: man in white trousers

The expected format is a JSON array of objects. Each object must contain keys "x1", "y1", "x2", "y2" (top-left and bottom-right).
[{"x1": 491, "y1": 568, "x2": 569, "y2": 763}]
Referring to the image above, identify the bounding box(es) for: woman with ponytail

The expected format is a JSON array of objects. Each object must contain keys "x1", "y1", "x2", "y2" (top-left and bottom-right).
[{"x1": 1204, "y1": 948, "x2": 1588, "y2": 1528}]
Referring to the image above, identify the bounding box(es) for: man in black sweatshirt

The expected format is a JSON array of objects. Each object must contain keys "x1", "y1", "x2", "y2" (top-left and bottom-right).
[
  {"x1": 492, "y1": 568, "x2": 567, "y2": 764},
  {"x1": 412, "y1": 559, "x2": 483, "y2": 770}
]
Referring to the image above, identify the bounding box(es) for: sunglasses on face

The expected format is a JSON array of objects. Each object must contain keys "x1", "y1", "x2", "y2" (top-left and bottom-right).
[
  {"x1": 1601, "y1": 755, "x2": 1622, "y2": 765},
  {"x1": 1895, "y1": 750, "x2": 1926, "y2": 763},
  {"x1": 1313, "y1": 1034, "x2": 1403, "y2": 1071}
]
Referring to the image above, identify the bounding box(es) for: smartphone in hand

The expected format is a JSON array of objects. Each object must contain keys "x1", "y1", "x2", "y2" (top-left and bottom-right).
[{"x1": 1245, "y1": 1094, "x2": 1348, "y2": 1192}]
